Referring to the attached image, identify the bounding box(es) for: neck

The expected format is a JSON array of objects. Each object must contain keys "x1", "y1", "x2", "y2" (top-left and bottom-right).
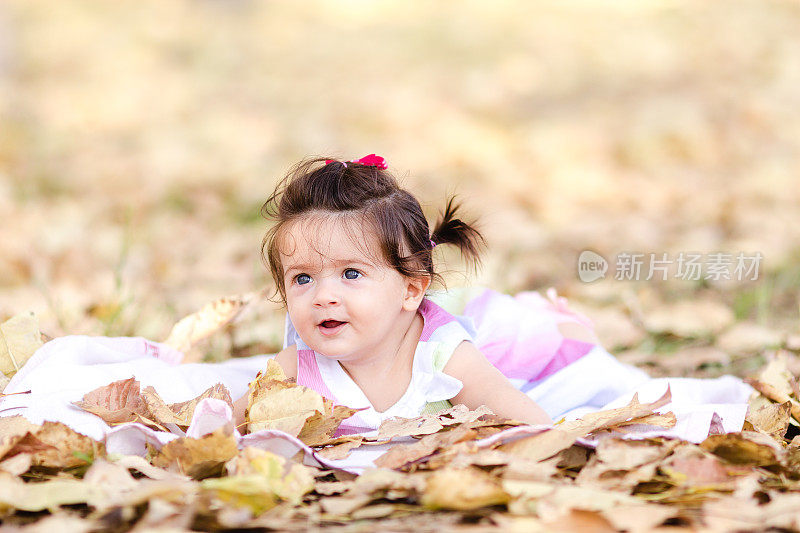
[{"x1": 339, "y1": 308, "x2": 423, "y2": 385}]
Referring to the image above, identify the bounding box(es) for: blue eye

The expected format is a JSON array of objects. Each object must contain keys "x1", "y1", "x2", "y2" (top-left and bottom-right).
[
  {"x1": 343, "y1": 269, "x2": 361, "y2": 280},
  {"x1": 295, "y1": 274, "x2": 312, "y2": 285}
]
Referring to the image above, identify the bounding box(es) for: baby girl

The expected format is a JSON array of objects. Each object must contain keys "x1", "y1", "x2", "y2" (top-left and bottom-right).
[{"x1": 236, "y1": 155, "x2": 559, "y2": 431}]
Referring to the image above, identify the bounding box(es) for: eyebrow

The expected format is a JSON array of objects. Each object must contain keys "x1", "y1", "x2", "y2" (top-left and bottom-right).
[{"x1": 283, "y1": 259, "x2": 374, "y2": 276}]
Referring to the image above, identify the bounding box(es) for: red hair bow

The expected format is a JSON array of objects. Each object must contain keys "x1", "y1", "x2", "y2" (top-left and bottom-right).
[{"x1": 325, "y1": 154, "x2": 387, "y2": 170}]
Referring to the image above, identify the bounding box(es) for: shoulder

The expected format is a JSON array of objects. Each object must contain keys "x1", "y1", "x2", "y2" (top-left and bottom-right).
[
  {"x1": 273, "y1": 344, "x2": 298, "y2": 380},
  {"x1": 441, "y1": 340, "x2": 491, "y2": 379},
  {"x1": 418, "y1": 298, "x2": 476, "y2": 343}
]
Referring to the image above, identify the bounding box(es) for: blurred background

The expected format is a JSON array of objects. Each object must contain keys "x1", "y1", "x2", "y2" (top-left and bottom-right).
[{"x1": 1, "y1": 0, "x2": 798, "y2": 376}]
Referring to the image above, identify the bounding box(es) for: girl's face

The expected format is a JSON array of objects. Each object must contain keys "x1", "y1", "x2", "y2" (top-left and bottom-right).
[{"x1": 279, "y1": 215, "x2": 427, "y2": 362}]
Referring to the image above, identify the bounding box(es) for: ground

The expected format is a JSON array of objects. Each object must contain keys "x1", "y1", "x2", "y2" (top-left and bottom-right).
[{"x1": 1, "y1": 2, "x2": 799, "y2": 529}]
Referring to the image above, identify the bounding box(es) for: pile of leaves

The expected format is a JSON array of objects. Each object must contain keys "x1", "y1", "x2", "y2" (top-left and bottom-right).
[{"x1": 3, "y1": 348, "x2": 800, "y2": 531}]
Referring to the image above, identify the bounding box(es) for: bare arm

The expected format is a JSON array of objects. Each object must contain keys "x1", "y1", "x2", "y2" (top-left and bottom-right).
[
  {"x1": 444, "y1": 341, "x2": 552, "y2": 426},
  {"x1": 232, "y1": 344, "x2": 298, "y2": 429}
]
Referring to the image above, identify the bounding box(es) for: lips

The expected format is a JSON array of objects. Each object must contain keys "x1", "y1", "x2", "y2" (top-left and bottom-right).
[{"x1": 318, "y1": 319, "x2": 348, "y2": 336}]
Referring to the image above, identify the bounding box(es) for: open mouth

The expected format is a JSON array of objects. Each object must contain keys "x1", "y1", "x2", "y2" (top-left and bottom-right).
[{"x1": 318, "y1": 319, "x2": 347, "y2": 335}]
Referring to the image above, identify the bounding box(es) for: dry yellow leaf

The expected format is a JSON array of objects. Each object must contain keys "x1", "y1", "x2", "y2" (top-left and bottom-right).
[
  {"x1": 502, "y1": 388, "x2": 673, "y2": 462},
  {"x1": 746, "y1": 401, "x2": 791, "y2": 440},
  {"x1": 0, "y1": 312, "x2": 43, "y2": 377},
  {"x1": 246, "y1": 359, "x2": 326, "y2": 437},
  {"x1": 203, "y1": 448, "x2": 314, "y2": 515},
  {"x1": 151, "y1": 428, "x2": 239, "y2": 479},
  {"x1": 298, "y1": 404, "x2": 363, "y2": 447},
  {"x1": 422, "y1": 467, "x2": 510, "y2": 511},
  {"x1": 142, "y1": 383, "x2": 232, "y2": 428},
  {"x1": 23, "y1": 422, "x2": 102, "y2": 469},
  {"x1": 163, "y1": 291, "x2": 262, "y2": 360},
  {"x1": 701, "y1": 431, "x2": 784, "y2": 467}
]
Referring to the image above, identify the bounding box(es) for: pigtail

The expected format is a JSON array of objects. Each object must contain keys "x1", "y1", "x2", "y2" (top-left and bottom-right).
[{"x1": 430, "y1": 196, "x2": 485, "y2": 269}]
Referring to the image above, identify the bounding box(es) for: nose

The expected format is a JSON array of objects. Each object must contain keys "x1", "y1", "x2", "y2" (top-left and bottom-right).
[{"x1": 312, "y1": 277, "x2": 340, "y2": 307}]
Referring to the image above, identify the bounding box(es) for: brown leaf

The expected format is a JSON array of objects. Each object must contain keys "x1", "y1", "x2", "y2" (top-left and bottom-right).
[
  {"x1": 16, "y1": 421, "x2": 103, "y2": 469},
  {"x1": 113, "y1": 454, "x2": 191, "y2": 481},
  {"x1": 746, "y1": 354, "x2": 800, "y2": 424},
  {"x1": 0, "y1": 453, "x2": 32, "y2": 476},
  {"x1": 142, "y1": 383, "x2": 232, "y2": 428},
  {"x1": 422, "y1": 467, "x2": 510, "y2": 511},
  {"x1": 151, "y1": 428, "x2": 239, "y2": 479},
  {"x1": 73, "y1": 377, "x2": 150, "y2": 425},
  {"x1": 320, "y1": 494, "x2": 373, "y2": 515},
  {"x1": 374, "y1": 425, "x2": 478, "y2": 470},
  {"x1": 642, "y1": 299, "x2": 734, "y2": 338},
  {"x1": 661, "y1": 447, "x2": 752, "y2": 489},
  {"x1": 501, "y1": 388, "x2": 673, "y2": 462},
  {"x1": 607, "y1": 411, "x2": 677, "y2": 432},
  {"x1": 0, "y1": 415, "x2": 40, "y2": 444},
  {"x1": 377, "y1": 404, "x2": 497, "y2": 440},
  {"x1": 316, "y1": 437, "x2": 365, "y2": 460},
  {"x1": 595, "y1": 438, "x2": 677, "y2": 471},
  {"x1": 544, "y1": 509, "x2": 617, "y2": 533},
  {"x1": 701, "y1": 431, "x2": 784, "y2": 467},
  {"x1": 82, "y1": 457, "x2": 139, "y2": 492},
  {"x1": 164, "y1": 291, "x2": 261, "y2": 360},
  {"x1": 746, "y1": 401, "x2": 791, "y2": 440},
  {"x1": 717, "y1": 322, "x2": 783, "y2": 355},
  {"x1": 298, "y1": 404, "x2": 363, "y2": 447}
]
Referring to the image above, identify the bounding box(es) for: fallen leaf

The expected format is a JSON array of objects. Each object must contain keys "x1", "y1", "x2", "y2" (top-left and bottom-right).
[
  {"x1": 595, "y1": 437, "x2": 677, "y2": 471},
  {"x1": 151, "y1": 428, "x2": 238, "y2": 479},
  {"x1": 501, "y1": 388, "x2": 673, "y2": 462},
  {"x1": 0, "y1": 477, "x2": 106, "y2": 512},
  {"x1": 377, "y1": 404, "x2": 496, "y2": 440},
  {"x1": 246, "y1": 360, "x2": 325, "y2": 436},
  {"x1": 132, "y1": 497, "x2": 196, "y2": 531},
  {"x1": 164, "y1": 292, "x2": 261, "y2": 360},
  {"x1": 0, "y1": 453, "x2": 31, "y2": 476},
  {"x1": 8, "y1": 421, "x2": 103, "y2": 469},
  {"x1": 112, "y1": 454, "x2": 191, "y2": 481},
  {"x1": 643, "y1": 299, "x2": 734, "y2": 338},
  {"x1": 0, "y1": 312, "x2": 43, "y2": 376},
  {"x1": 746, "y1": 401, "x2": 791, "y2": 440},
  {"x1": 608, "y1": 411, "x2": 677, "y2": 432},
  {"x1": 298, "y1": 404, "x2": 363, "y2": 447},
  {"x1": 316, "y1": 437, "x2": 365, "y2": 460},
  {"x1": 0, "y1": 415, "x2": 40, "y2": 439},
  {"x1": 422, "y1": 467, "x2": 510, "y2": 511},
  {"x1": 717, "y1": 322, "x2": 783, "y2": 355},
  {"x1": 142, "y1": 382, "x2": 232, "y2": 428},
  {"x1": 245, "y1": 359, "x2": 359, "y2": 444},
  {"x1": 320, "y1": 494, "x2": 373, "y2": 516},
  {"x1": 701, "y1": 431, "x2": 784, "y2": 467},
  {"x1": 82, "y1": 457, "x2": 140, "y2": 492},
  {"x1": 374, "y1": 425, "x2": 479, "y2": 469},
  {"x1": 73, "y1": 377, "x2": 150, "y2": 425},
  {"x1": 202, "y1": 449, "x2": 314, "y2": 515},
  {"x1": 746, "y1": 351, "x2": 800, "y2": 424}
]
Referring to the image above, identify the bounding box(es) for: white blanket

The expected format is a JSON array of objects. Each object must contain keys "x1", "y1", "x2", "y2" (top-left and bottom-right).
[{"x1": 0, "y1": 335, "x2": 753, "y2": 473}]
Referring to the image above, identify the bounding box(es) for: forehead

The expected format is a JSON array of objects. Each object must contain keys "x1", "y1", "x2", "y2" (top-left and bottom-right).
[{"x1": 278, "y1": 213, "x2": 383, "y2": 269}]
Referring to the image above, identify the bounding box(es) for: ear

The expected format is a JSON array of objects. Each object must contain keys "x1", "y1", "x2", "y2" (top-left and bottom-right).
[{"x1": 402, "y1": 275, "x2": 431, "y2": 311}]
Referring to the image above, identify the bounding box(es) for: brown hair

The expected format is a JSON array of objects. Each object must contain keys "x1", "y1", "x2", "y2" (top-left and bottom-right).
[{"x1": 261, "y1": 157, "x2": 484, "y2": 302}]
